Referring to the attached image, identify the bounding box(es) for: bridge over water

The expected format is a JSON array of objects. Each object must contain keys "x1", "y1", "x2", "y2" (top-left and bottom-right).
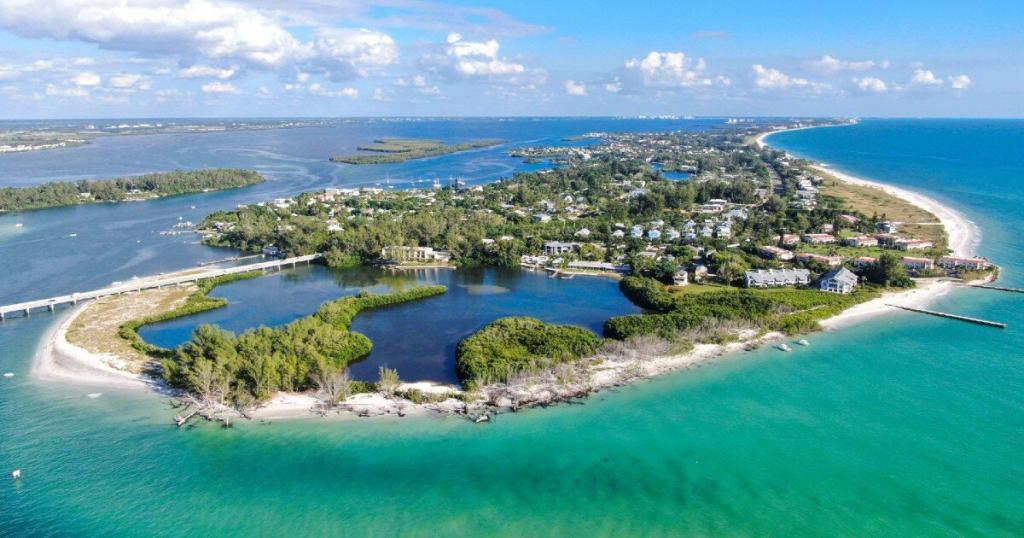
[{"x1": 0, "y1": 253, "x2": 323, "y2": 321}]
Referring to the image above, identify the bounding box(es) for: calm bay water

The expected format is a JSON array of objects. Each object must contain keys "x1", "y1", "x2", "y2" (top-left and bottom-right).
[
  {"x1": 1, "y1": 119, "x2": 1022, "y2": 535},
  {"x1": 136, "y1": 265, "x2": 640, "y2": 384}
]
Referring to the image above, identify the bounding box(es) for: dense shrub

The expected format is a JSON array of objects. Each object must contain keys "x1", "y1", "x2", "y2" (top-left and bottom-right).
[
  {"x1": 456, "y1": 317, "x2": 603, "y2": 389},
  {"x1": 157, "y1": 285, "x2": 447, "y2": 404}
]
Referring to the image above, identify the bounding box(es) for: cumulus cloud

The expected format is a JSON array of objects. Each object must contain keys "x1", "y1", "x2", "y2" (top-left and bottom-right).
[
  {"x1": 441, "y1": 33, "x2": 524, "y2": 77},
  {"x1": 0, "y1": 0, "x2": 398, "y2": 80},
  {"x1": 948, "y1": 74, "x2": 972, "y2": 89},
  {"x1": 201, "y1": 81, "x2": 241, "y2": 94},
  {"x1": 751, "y1": 64, "x2": 830, "y2": 92},
  {"x1": 108, "y1": 73, "x2": 151, "y2": 90},
  {"x1": 312, "y1": 27, "x2": 398, "y2": 80},
  {"x1": 808, "y1": 55, "x2": 887, "y2": 75},
  {"x1": 855, "y1": 76, "x2": 888, "y2": 93},
  {"x1": 563, "y1": 79, "x2": 587, "y2": 96},
  {"x1": 910, "y1": 68, "x2": 943, "y2": 86},
  {"x1": 178, "y1": 65, "x2": 236, "y2": 79},
  {"x1": 604, "y1": 78, "x2": 622, "y2": 93},
  {"x1": 624, "y1": 51, "x2": 727, "y2": 88},
  {"x1": 72, "y1": 72, "x2": 101, "y2": 87}
]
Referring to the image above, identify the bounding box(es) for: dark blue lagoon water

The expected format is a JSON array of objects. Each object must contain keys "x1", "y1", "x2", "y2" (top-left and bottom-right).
[
  {"x1": 1, "y1": 118, "x2": 1023, "y2": 535},
  {"x1": 137, "y1": 265, "x2": 641, "y2": 383}
]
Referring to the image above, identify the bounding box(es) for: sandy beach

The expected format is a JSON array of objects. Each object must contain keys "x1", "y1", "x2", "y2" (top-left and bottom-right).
[{"x1": 30, "y1": 125, "x2": 986, "y2": 422}]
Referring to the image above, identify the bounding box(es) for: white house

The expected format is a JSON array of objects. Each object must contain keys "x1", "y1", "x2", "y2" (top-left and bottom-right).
[
  {"x1": 543, "y1": 241, "x2": 581, "y2": 255},
  {"x1": 938, "y1": 256, "x2": 990, "y2": 270},
  {"x1": 745, "y1": 268, "x2": 811, "y2": 288},
  {"x1": 819, "y1": 267, "x2": 858, "y2": 294}
]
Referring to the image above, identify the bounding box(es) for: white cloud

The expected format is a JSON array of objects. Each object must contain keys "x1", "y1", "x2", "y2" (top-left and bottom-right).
[
  {"x1": 0, "y1": 66, "x2": 20, "y2": 80},
  {"x1": 809, "y1": 55, "x2": 887, "y2": 75},
  {"x1": 312, "y1": 27, "x2": 398, "y2": 80},
  {"x1": 201, "y1": 81, "x2": 240, "y2": 94},
  {"x1": 624, "y1": 51, "x2": 726, "y2": 88},
  {"x1": 308, "y1": 82, "x2": 358, "y2": 98},
  {"x1": 604, "y1": 79, "x2": 622, "y2": 93},
  {"x1": 0, "y1": 0, "x2": 308, "y2": 69},
  {"x1": 911, "y1": 69, "x2": 943, "y2": 86},
  {"x1": 178, "y1": 65, "x2": 236, "y2": 79},
  {"x1": 283, "y1": 81, "x2": 359, "y2": 98},
  {"x1": 0, "y1": 0, "x2": 398, "y2": 80},
  {"x1": 45, "y1": 83, "x2": 89, "y2": 97},
  {"x1": 109, "y1": 73, "x2": 151, "y2": 90},
  {"x1": 72, "y1": 72, "x2": 101, "y2": 87},
  {"x1": 949, "y1": 74, "x2": 972, "y2": 89},
  {"x1": 752, "y1": 64, "x2": 830, "y2": 92},
  {"x1": 563, "y1": 79, "x2": 587, "y2": 96},
  {"x1": 440, "y1": 33, "x2": 524, "y2": 77},
  {"x1": 855, "y1": 77, "x2": 888, "y2": 93}
]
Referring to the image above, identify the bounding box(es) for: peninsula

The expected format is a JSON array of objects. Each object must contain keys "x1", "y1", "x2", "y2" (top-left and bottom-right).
[
  {"x1": 36, "y1": 120, "x2": 995, "y2": 425},
  {"x1": 330, "y1": 137, "x2": 504, "y2": 164},
  {"x1": 0, "y1": 168, "x2": 264, "y2": 212}
]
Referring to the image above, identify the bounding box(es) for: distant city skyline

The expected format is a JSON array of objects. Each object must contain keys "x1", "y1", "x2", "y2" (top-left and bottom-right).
[{"x1": 0, "y1": 0, "x2": 1020, "y2": 119}]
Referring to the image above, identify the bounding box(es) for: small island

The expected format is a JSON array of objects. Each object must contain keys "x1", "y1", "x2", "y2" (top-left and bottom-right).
[
  {"x1": 330, "y1": 138, "x2": 504, "y2": 164},
  {"x1": 40, "y1": 120, "x2": 997, "y2": 426},
  {"x1": 0, "y1": 168, "x2": 264, "y2": 213}
]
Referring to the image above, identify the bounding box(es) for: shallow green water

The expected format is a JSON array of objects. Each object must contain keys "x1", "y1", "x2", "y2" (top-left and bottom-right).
[{"x1": 2, "y1": 119, "x2": 1023, "y2": 535}]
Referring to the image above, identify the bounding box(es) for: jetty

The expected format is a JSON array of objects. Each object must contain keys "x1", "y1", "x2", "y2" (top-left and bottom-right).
[
  {"x1": 0, "y1": 253, "x2": 322, "y2": 321},
  {"x1": 886, "y1": 304, "x2": 1007, "y2": 328},
  {"x1": 969, "y1": 284, "x2": 1024, "y2": 294}
]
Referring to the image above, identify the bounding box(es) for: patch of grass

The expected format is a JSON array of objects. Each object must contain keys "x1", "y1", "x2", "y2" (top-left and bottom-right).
[{"x1": 816, "y1": 170, "x2": 948, "y2": 250}]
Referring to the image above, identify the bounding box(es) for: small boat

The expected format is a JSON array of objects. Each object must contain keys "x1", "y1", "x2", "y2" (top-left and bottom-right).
[
  {"x1": 14, "y1": 223, "x2": 23, "y2": 228},
  {"x1": 3, "y1": 372, "x2": 13, "y2": 378},
  {"x1": 11, "y1": 469, "x2": 21, "y2": 480},
  {"x1": 776, "y1": 344, "x2": 792, "y2": 352},
  {"x1": 87, "y1": 393, "x2": 102, "y2": 399},
  {"x1": 68, "y1": 233, "x2": 77, "y2": 238},
  {"x1": 796, "y1": 339, "x2": 810, "y2": 346}
]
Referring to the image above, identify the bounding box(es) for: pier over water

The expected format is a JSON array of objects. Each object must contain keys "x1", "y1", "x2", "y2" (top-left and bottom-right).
[{"x1": 0, "y1": 253, "x2": 323, "y2": 321}]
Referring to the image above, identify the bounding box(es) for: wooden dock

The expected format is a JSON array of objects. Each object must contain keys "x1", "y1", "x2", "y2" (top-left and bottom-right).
[
  {"x1": 0, "y1": 253, "x2": 323, "y2": 321},
  {"x1": 886, "y1": 304, "x2": 1007, "y2": 328},
  {"x1": 970, "y1": 284, "x2": 1024, "y2": 294}
]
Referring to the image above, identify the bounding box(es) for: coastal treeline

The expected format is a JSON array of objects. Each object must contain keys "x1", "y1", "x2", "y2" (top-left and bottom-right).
[
  {"x1": 119, "y1": 272, "x2": 262, "y2": 360},
  {"x1": 0, "y1": 168, "x2": 263, "y2": 212},
  {"x1": 331, "y1": 138, "x2": 504, "y2": 164},
  {"x1": 157, "y1": 286, "x2": 447, "y2": 406},
  {"x1": 202, "y1": 158, "x2": 760, "y2": 268},
  {"x1": 605, "y1": 276, "x2": 877, "y2": 338},
  {"x1": 455, "y1": 317, "x2": 603, "y2": 389}
]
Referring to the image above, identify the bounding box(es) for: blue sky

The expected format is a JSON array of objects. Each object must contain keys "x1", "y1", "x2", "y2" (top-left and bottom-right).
[{"x1": 0, "y1": 0, "x2": 1020, "y2": 118}]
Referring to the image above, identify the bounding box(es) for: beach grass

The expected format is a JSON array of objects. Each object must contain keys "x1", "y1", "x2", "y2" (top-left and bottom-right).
[{"x1": 817, "y1": 171, "x2": 949, "y2": 249}]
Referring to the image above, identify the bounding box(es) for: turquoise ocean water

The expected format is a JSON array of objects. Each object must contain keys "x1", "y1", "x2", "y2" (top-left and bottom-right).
[{"x1": 0, "y1": 119, "x2": 1022, "y2": 535}]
